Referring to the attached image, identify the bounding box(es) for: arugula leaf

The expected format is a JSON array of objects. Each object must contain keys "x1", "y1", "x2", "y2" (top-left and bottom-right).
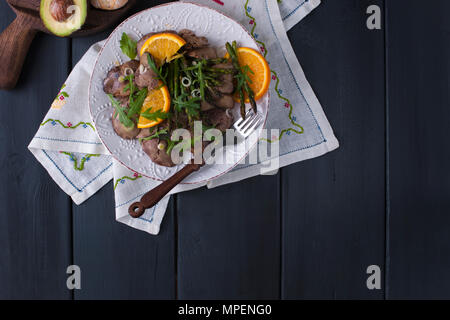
[
  {"x1": 128, "y1": 87, "x2": 148, "y2": 118},
  {"x1": 107, "y1": 94, "x2": 134, "y2": 128},
  {"x1": 166, "y1": 139, "x2": 176, "y2": 155},
  {"x1": 172, "y1": 93, "x2": 201, "y2": 117},
  {"x1": 174, "y1": 135, "x2": 202, "y2": 153},
  {"x1": 138, "y1": 129, "x2": 177, "y2": 157},
  {"x1": 139, "y1": 129, "x2": 169, "y2": 142},
  {"x1": 120, "y1": 33, "x2": 137, "y2": 60},
  {"x1": 140, "y1": 109, "x2": 171, "y2": 122},
  {"x1": 121, "y1": 73, "x2": 148, "y2": 119},
  {"x1": 147, "y1": 54, "x2": 168, "y2": 86},
  {"x1": 123, "y1": 74, "x2": 136, "y2": 98}
]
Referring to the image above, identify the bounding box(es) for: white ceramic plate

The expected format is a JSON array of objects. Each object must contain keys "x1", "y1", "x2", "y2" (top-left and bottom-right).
[{"x1": 89, "y1": 2, "x2": 269, "y2": 184}]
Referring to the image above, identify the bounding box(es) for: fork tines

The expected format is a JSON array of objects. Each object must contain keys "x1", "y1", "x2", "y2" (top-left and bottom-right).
[{"x1": 233, "y1": 110, "x2": 263, "y2": 138}]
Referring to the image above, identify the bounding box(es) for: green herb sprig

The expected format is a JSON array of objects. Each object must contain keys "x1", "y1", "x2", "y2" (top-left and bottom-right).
[
  {"x1": 123, "y1": 74, "x2": 136, "y2": 97},
  {"x1": 140, "y1": 109, "x2": 172, "y2": 122},
  {"x1": 138, "y1": 129, "x2": 177, "y2": 157},
  {"x1": 139, "y1": 128, "x2": 168, "y2": 143},
  {"x1": 120, "y1": 33, "x2": 137, "y2": 60},
  {"x1": 147, "y1": 54, "x2": 169, "y2": 86},
  {"x1": 173, "y1": 93, "x2": 201, "y2": 118},
  {"x1": 107, "y1": 94, "x2": 134, "y2": 128},
  {"x1": 225, "y1": 41, "x2": 257, "y2": 119},
  {"x1": 108, "y1": 74, "x2": 148, "y2": 128},
  {"x1": 128, "y1": 87, "x2": 148, "y2": 118}
]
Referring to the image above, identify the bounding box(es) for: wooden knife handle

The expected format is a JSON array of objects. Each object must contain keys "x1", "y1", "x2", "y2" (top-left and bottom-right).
[
  {"x1": 129, "y1": 163, "x2": 203, "y2": 218},
  {"x1": 0, "y1": 14, "x2": 37, "y2": 90}
]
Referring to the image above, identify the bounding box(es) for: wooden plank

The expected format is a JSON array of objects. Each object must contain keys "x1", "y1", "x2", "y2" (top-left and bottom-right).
[
  {"x1": 281, "y1": 0, "x2": 386, "y2": 299},
  {"x1": 177, "y1": 176, "x2": 280, "y2": 299},
  {"x1": 0, "y1": 3, "x2": 72, "y2": 299},
  {"x1": 386, "y1": 0, "x2": 450, "y2": 299},
  {"x1": 71, "y1": 1, "x2": 176, "y2": 299},
  {"x1": 72, "y1": 183, "x2": 176, "y2": 299}
]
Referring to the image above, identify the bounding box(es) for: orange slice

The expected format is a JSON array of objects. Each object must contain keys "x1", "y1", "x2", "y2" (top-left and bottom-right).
[
  {"x1": 139, "y1": 33, "x2": 186, "y2": 66},
  {"x1": 137, "y1": 83, "x2": 171, "y2": 129},
  {"x1": 225, "y1": 47, "x2": 270, "y2": 102}
]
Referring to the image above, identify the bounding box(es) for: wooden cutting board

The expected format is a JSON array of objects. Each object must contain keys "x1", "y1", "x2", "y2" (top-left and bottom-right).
[{"x1": 0, "y1": 0, "x2": 137, "y2": 89}]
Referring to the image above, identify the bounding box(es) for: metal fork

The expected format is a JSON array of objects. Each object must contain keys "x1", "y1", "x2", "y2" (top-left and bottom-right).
[
  {"x1": 129, "y1": 109, "x2": 264, "y2": 218},
  {"x1": 233, "y1": 110, "x2": 264, "y2": 138}
]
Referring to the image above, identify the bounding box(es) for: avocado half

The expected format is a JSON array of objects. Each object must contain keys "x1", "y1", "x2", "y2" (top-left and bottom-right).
[{"x1": 40, "y1": 0, "x2": 88, "y2": 37}]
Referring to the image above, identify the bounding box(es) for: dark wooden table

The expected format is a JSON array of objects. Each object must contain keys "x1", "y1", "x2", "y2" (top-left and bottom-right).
[{"x1": 1, "y1": 0, "x2": 449, "y2": 300}]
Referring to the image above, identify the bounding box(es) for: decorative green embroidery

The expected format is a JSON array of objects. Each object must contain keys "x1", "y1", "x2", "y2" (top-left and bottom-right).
[
  {"x1": 261, "y1": 71, "x2": 304, "y2": 142},
  {"x1": 244, "y1": 0, "x2": 304, "y2": 143},
  {"x1": 56, "y1": 84, "x2": 69, "y2": 99},
  {"x1": 52, "y1": 84, "x2": 70, "y2": 109},
  {"x1": 41, "y1": 119, "x2": 96, "y2": 131},
  {"x1": 114, "y1": 174, "x2": 142, "y2": 190},
  {"x1": 244, "y1": 0, "x2": 268, "y2": 58},
  {"x1": 60, "y1": 152, "x2": 100, "y2": 171}
]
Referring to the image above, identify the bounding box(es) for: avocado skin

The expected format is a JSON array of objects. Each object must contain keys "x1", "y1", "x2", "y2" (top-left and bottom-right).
[{"x1": 40, "y1": 0, "x2": 88, "y2": 37}]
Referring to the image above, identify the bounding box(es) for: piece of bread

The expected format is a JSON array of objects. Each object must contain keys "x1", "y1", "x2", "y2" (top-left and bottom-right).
[{"x1": 90, "y1": 0, "x2": 128, "y2": 10}]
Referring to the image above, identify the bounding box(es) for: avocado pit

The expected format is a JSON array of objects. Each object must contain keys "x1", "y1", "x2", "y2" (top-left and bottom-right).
[{"x1": 50, "y1": 0, "x2": 75, "y2": 22}]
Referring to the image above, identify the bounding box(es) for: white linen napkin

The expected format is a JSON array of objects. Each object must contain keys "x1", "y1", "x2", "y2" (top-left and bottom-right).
[{"x1": 29, "y1": 0, "x2": 338, "y2": 235}]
